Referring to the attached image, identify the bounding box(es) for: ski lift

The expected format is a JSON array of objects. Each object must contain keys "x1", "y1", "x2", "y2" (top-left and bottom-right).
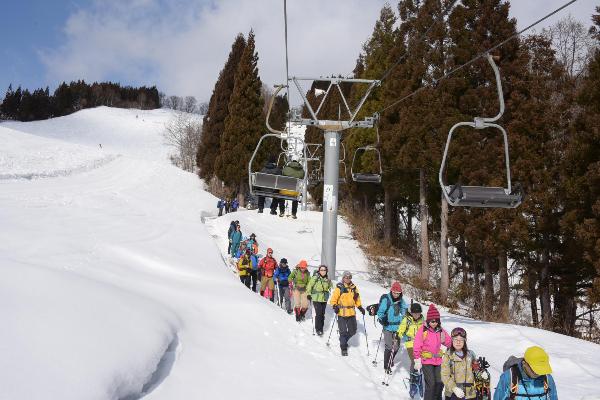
[
  {"x1": 439, "y1": 54, "x2": 522, "y2": 209},
  {"x1": 351, "y1": 124, "x2": 383, "y2": 183},
  {"x1": 248, "y1": 85, "x2": 308, "y2": 202}
]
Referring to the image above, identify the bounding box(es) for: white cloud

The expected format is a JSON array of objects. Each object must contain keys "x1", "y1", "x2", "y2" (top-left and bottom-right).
[
  {"x1": 40, "y1": 0, "x2": 387, "y2": 102},
  {"x1": 40, "y1": 0, "x2": 597, "y2": 103}
]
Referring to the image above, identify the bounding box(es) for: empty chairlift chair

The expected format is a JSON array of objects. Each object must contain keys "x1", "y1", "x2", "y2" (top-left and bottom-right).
[
  {"x1": 351, "y1": 126, "x2": 382, "y2": 184},
  {"x1": 438, "y1": 54, "x2": 523, "y2": 209}
]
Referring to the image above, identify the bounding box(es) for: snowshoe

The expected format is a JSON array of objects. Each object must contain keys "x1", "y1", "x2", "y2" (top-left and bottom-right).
[
  {"x1": 409, "y1": 371, "x2": 423, "y2": 399},
  {"x1": 316, "y1": 330, "x2": 323, "y2": 336},
  {"x1": 474, "y1": 357, "x2": 491, "y2": 400},
  {"x1": 341, "y1": 349, "x2": 348, "y2": 356}
]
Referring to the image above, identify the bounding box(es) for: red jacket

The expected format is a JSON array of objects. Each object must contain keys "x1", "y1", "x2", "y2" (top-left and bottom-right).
[{"x1": 259, "y1": 256, "x2": 277, "y2": 278}]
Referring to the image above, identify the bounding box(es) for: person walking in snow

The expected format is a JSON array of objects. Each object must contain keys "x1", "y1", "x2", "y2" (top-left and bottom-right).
[
  {"x1": 289, "y1": 260, "x2": 311, "y2": 321},
  {"x1": 230, "y1": 224, "x2": 243, "y2": 259},
  {"x1": 231, "y1": 198, "x2": 239, "y2": 212},
  {"x1": 376, "y1": 281, "x2": 408, "y2": 374},
  {"x1": 246, "y1": 233, "x2": 259, "y2": 255},
  {"x1": 397, "y1": 302, "x2": 424, "y2": 384},
  {"x1": 493, "y1": 346, "x2": 557, "y2": 400},
  {"x1": 441, "y1": 327, "x2": 478, "y2": 400},
  {"x1": 329, "y1": 271, "x2": 365, "y2": 356},
  {"x1": 217, "y1": 199, "x2": 225, "y2": 216},
  {"x1": 413, "y1": 303, "x2": 451, "y2": 400},
  {"x1": 258, "y1": 248, "x2": 278, "y2": 301},
  {"x1": 227, "y1": 221, "x2": 237, "y2": 255},
  {"x1": 273, "y1": 257, "x2": 292, "y2": 313},
  {"x1": 237, "y1": 248, "x2": 253, "y2": 288},
  {"x1": 306, "y1": 264, "x2": 332, "y2": 335}
]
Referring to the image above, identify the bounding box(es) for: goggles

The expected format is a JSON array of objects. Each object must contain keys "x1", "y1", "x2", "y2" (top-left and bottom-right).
[{"x1": 451, "y1": 327, "x2": 467, "y2": 338}]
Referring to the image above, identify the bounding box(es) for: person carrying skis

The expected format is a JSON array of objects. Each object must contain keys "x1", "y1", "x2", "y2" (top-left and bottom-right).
[
  {"x1": 493, "y1": 346, "x2": 557, "y2": 400},
  {"x1": 441, "y1": 327, "x2": 478, "y2": 400},
  {"x1": 258, "y1": 248, "x2": 277, "y2": 301},
  {"x1": 376, "y1": 281, "x2": 408, "y2": 374},
  {"x1": 397, "y1": 302, "x2": 424, "y2": 393},
  {"x1": 237, "y1": 248, "x2": 253, "y2": 288},
  {"x1": 273, "y1": 257, "x2": 292, "y2": 313},
  {"x1": 413, "y1": 303, "x2": 451, "y2": 400},
  {"x1": 229, "y1": 224, "x2": 243, "y2": 258},
  {"x1": 306, "y1": 264, "x2": 332, "y2": 335},
  {"x1": 217, "y1": 199, "x2": 225, "y2": 216},
  {"x1": 289, "y1": 260, "x2": 311, "y2": 321},
  {"x1": 329, "y1": 271, "x2": 365, "y2": 356}
]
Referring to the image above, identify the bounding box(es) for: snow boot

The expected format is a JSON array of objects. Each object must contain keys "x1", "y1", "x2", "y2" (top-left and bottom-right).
[
  {"x1": 258, "y1": 209, "x2": 263, "y2": 213},
  {"x1": 291, "y1": 214, "x2": 297, "y2": 219},
  {"x1": 270, "y1": 210, "x2": 277, "y2": 215},
  {"x1": 341, "y1": 348, "x2": 348, "y2": 356},
  {"x1": 279, "y1": 212, "x2": 284, "y2": 217},
  {"x1": 300, "y1": 308, "x2": 307, "y2": 321},
  {"x1": 294, "y1": 308, "x2": 301, "y2": 322}
]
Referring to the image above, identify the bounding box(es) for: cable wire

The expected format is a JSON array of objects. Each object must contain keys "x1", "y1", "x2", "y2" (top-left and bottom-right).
[{"x1": 377, "y1": 0, "x2": 579, "y2": 115}]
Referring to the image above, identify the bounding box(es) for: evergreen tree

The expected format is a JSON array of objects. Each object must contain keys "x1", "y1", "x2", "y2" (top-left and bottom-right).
[
  {"x1": 197, "y1": 33, "x2": 246, "y2": 180},
  {"x1": 215, "y1": 30, "x2": 263, "y2": 199}
]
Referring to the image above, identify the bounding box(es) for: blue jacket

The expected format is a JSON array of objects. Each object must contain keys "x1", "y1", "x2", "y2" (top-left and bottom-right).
[
  {"x1": 230, "y1": 230, "x2": 242, "y2": 253},
  {"x1": 376, "y1": 293, "x2": 408, "y2": 332},
  {"x1": 493, "y1": 361, "x2": 557, "y2": 400},
  {"x1": 217, "y1": 200, "x2": 225, "y2": 209},
  {"x1": 232, "y1": 199, "x2": 239, "y2": 209},
  {"x1": 273, "y1": 266, "x2": 291, "y2": 286}
]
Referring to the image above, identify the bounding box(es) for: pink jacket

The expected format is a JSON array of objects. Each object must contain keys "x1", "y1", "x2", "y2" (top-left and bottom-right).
[{"x1": 413, "y1": 325, "x2": 451, "y2": 366}]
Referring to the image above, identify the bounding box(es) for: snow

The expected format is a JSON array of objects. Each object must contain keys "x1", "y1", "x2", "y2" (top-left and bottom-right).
[{"x1": 0, "y1": 106, "x2": 599, "y2": 399}]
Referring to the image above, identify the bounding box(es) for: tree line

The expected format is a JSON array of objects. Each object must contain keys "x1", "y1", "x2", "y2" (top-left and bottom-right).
[
  {"x1": 325, "y1": 0, "x2": 599, "y2": 341},
  {"x1": 0, "y1": 81, "x2": 160, "y2": 121},
  {"x1": 196, "y1": 31, "x2": 288, "y2": 200}
]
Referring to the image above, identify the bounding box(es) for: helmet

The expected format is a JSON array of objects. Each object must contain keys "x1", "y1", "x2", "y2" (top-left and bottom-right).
[
  {"x1": 298, "y1": 260, "x2": 308, "y2": 269},
  {"x1": 391, "y1": 281, "x2": 402, "y2": 293}
]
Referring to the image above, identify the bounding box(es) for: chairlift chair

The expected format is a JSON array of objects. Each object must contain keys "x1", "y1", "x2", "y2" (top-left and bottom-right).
[
  {"x1": 438, "y1": 54, "x2": 523, "y2": 209},
  {"x1": 351, "y1": 125, "x2": 383, "y2": 183}
]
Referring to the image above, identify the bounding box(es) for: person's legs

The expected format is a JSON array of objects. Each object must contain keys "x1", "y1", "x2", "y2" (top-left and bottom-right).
[
  {"x1": 278, "y1": 199, "x2": 285, "y2": 214},
  {"x1": 408, "y1": 347, "x2": 415, "y2": 372},
  {"x1": 292, "y1": 200, "x2": 298, "y2": 217},
  {"x1": 383, "y1": 330, "x2": 394, "y2": 371},
  {"x1": 338, "y1": 317, "x2": 350, "y2": 349},
  {"x1": 218, "y1": 208, "x2": 223, "y2": 216},
  {"x1": 433, "y1": 365, "x2": 444, "y2": 400},
  {"x1": 269, "y1": 198, "x2": 278, "y2": 214},
  {"x1": 314, "y1": 302, "x2": 326, "y2": 332},
  {"x1": 258, "y1": 196, "x2": 265, "y2": 212},
  {"x1": 250, "y1": 270, "x2": 258, "y2": 292},
  {"x1": 284, "y1": 287, "x2": 292, "y2": 313},
  {"x1": 422, "y1": 364, "x2": 437, "y2": 400}
]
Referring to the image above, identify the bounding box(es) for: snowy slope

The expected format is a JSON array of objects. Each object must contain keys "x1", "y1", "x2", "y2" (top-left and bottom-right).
[{"x1": 1, "y1": 107, "x2": 599, "y2": 399}]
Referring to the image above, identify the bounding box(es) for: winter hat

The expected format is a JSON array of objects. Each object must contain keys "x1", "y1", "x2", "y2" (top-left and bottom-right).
[
  {"x1": 391, "y1": 281, "x2": 402, "y2": 293},
  {"x1": 410, "y1": 303, "x2": 422, "y2": 314},
  {"x1": 342, "y1": 271, "x2": 352, "y2": 279},
  {"x1": 250, "y1": 233, "x2": 256, "y2": 238},
  {"x1": 298, "y1": 260, "x2": 308, "y2": 269},
  {"x1": 426, "y1": 304, "x2": 441, "y2": 321}
]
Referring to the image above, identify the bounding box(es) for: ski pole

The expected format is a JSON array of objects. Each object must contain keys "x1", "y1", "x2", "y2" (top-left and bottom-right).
[
  {"x1": 372, "y1": 329, "x2": 384, "y2": 366},
  {"x1": 310, "y1": 300, "x2": 315, "y2": 335},
  {"x1": 362, "y1": 313, "x2": 370, "y2": 356},
  {"x1": 326, "y1": 314, "x2": 338, "y2": 347}
]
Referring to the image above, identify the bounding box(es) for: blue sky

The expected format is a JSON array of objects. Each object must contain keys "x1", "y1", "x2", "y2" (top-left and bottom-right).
[{"x1": 0, "y1": 0, "x2": 597, "y2": 102}]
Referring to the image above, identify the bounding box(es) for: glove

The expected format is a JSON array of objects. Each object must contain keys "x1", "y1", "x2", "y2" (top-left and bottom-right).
[
  {"x1": 414, "y1": 359, "x2": 422, "y2": 372},
  {"x1": 378, "y1": 317, "x2": 388, "y2": 326},
  {"x1": 452, "y1": 387, "x2": 465, "y2": 399},
  {"x1": 333, "y1": 305, "x2": 340, "y2": 314},
  {"x1": 307, "y1": 294, "x2": 312, "y2": 301},
  {"x1": 358, "y1": 306, "x2": 365, "y2": 315}
]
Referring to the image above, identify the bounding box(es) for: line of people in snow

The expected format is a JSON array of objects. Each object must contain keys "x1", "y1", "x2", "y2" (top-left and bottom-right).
[
  {"x1": 217, "y1": 198, "x2": 239, "y2": 216},
  {"x1": 226, "y1": 219, "x2": 558, "y2": 400}
]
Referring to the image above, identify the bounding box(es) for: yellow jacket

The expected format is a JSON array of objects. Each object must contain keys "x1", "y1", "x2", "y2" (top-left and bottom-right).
[
  {"x1": 397, "y1": 313, "x2": 424, "y2": 349},
  {"x1": 237, "y1": 256, "x2": 252, "y2": 277},
  {"x1": 329, "y1": 282, "x2": 362, "y2": 317}
]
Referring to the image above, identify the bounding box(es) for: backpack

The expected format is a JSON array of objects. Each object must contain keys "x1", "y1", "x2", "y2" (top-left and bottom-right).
[
  {"x1": 336, "y1": 283, "x2": 359, "y2": 301},
  {"x1": 503, "y1": 357, "x2": 549, "y2": 399}
]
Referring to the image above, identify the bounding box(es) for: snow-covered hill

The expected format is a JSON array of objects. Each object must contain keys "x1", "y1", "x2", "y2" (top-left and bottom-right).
[{"x1": 0, "y1": 107, "x2": 598, "y2": 399}]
